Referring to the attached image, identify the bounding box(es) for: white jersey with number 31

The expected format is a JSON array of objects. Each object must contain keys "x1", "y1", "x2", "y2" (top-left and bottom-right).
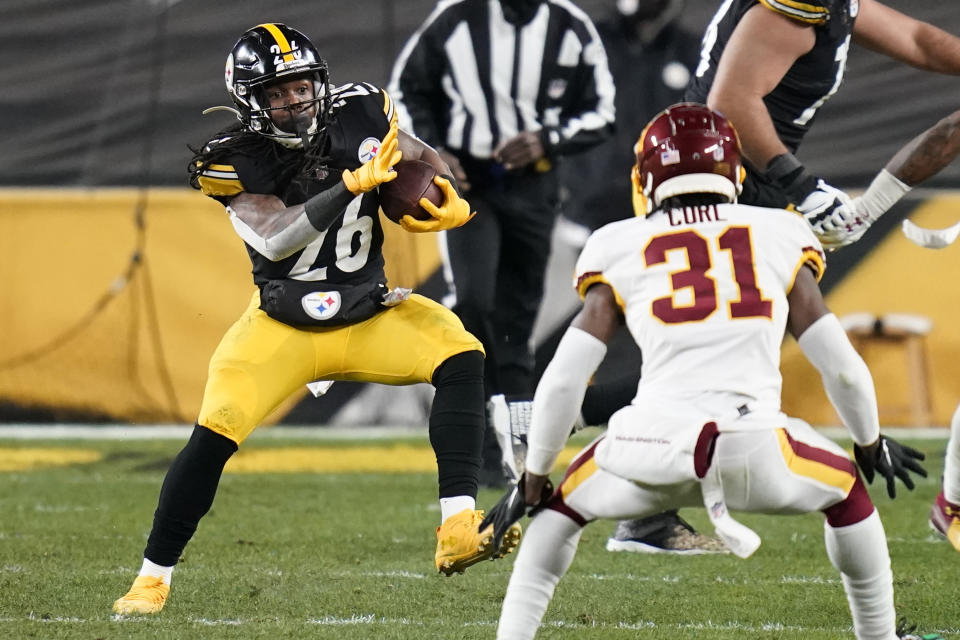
[{"x1": 574, "y1": 203, "x2": 825, "y2": 410}]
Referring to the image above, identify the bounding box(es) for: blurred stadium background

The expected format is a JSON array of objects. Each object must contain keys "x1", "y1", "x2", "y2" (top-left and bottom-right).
[{"x1": 1, "y1": 0, "x2": 958, "y2": 429}]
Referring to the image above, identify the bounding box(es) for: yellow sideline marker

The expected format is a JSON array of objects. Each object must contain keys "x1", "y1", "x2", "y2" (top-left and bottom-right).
[
  {"x1": 0, "y1": 444, "x2": 582, "y2": 474},
  {"x1": 224, "y1": 445, "x2": 583, "y2": 474},
  {"x1": 0, "y1": 448, "x2": 101, "y2": 472}
]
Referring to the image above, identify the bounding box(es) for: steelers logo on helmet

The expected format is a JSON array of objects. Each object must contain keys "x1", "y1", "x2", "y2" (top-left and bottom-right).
[
  {"x1": 632, "y1": 102, "x2": 743, "y2": 215},
  {"x1": 225, "y1": 53, "x2": 235, "y2": 94},
  {"x1": 357, "y1": 137, "x2": 382, "y2": 164}
]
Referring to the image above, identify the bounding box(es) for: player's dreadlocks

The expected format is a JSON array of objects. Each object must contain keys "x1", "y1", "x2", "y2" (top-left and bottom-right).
[
  {"x1": 188, "y1": 118, "x2": 334, "y2": 191},
  {"x1": 187, "y1": 124, "x2": 277, "y2": 190},
  {"x1": 298, "y1": 124, "x2": 332, "y2": 180}
]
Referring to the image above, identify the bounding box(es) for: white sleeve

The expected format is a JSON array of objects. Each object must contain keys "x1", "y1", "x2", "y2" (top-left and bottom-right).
[
  {"x1": 854, "y1": 169, "x2": 911, "y2": 222},
  {"x1": 225, "y1": 185, "x2": 355, "y2": 261},
  {"x1": 797, "y1": 313, "x2": 880, "y2": 446},
  {"x1": 227, "y1": 205, "x2": 323, "y2": 262},
  {"x1": 526, "y1": 327, "x2": 607, "y2": 475}
]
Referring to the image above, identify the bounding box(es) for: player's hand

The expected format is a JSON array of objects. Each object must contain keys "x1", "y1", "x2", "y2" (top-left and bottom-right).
[
  {"x1": 854, "y1": 435, "x2": 927, "y2": 499},
  {"x1": 399, "y1": 176, "x2": 476, "y2": 232},
  {"x1": 794, "y1": 179, "x2": 862, "y2": 250},
  {"x1": 437, "y1": 148, "x2": 470, "y2": 192},
  {"x1": 341, "y1": 116, "x2": 402, "y2": 195},
  {"x1": 764, "y1": 153, "x2": 862, "y2": 250},
  {"x1": 479, "y1": 473, "x2": 553, "y2": 551}
]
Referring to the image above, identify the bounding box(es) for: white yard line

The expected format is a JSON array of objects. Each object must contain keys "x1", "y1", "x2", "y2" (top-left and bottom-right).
[{"x1": 0, "y1": 613, "x2": 953, "y2": 636}]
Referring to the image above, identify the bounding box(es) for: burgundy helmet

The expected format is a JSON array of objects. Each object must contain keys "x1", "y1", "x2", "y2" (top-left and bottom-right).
[{"x1": 631, "y1": 102, "x2": 743, "y2": 215}]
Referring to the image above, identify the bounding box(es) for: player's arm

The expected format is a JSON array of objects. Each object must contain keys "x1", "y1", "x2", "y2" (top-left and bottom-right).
[
  {"x1": 710, "y1": 7, "x2": 856, "y2": 248},
  {"x1": 850, "y1": 109, "x2": 960, "y2": 233},
  {"x1": 397, "y1": 118, "x2": 471, "y2": 192},
  {"x1": 387, "y1": 9, "x2": 455, "y2": 151},
  {"x1": 524, "y1": 283, "x2": 622, "y2": 504},
  {"x1": 228, "y1": 117, "x2": 402, "y2": 260},
  {"x1": 853, "y1": 0, "x2": 960, "y2": 73},
  {"x1": 787, "y1": 264, "x2": 927, "y2": 496},
  {"x1": 887, "y1": 109, "x2": 960, "y2": 185},
  {"x1": 226, "y1": 188, "x2": 355, "y2": 261},
  {"x1": 787, "y1": 264, "x2": 878, "y2": 446},
  {"x1": 398, "y1": 129, "x2": 456, "y2": 187},
  {"x1": 706, "y1": 5, "x2": 814, "y2": 169},
  {"x1": 531, "y1": 17, "x2": 615, "y2": 160}
]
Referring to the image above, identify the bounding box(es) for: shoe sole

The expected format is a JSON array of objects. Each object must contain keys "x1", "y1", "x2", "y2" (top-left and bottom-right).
[
  {"x1": 928, "y1": 516, "x2": 960, "y2": 551},
  {"x1": 605, "y1": 539, "x2": 730, "y2": 555},
  {"x1": 437, "y1": 525, "x2": 522, "y2": 576},
  {"x1": 113, "y1": 601, "x2": 165, "y2": 615}
]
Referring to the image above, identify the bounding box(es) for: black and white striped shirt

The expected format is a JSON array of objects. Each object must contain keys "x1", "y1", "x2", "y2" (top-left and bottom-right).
[{"x1": 388, "y1": 0, "x2": 616, "y2": 160}]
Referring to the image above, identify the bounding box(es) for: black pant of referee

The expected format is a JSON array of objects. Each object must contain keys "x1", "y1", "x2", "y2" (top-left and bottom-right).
[{"x1": 440, "y1": 156, "x2": 560, "y2": 485}]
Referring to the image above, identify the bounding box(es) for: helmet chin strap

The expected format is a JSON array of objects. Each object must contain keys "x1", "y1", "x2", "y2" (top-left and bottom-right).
[{"x1": 268, "y1": 110, "x2": 318, "y2": 149}]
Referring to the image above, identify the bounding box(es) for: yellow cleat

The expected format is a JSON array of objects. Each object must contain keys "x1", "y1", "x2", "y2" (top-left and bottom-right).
[
  {"x1": 435, "y1": 508, "x2": 522, "y2": 575},
  {"x1": 112, "y1": 575, "x2": 170, "y2": 614},
  {"x1": 930, "y1": 491, "x2": 960, "y2": 552}
]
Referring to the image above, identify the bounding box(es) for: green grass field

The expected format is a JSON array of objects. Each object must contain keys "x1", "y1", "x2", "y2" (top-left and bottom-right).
[{"x1": 0, "y1": 431, "x2": 956, "y2": 639}]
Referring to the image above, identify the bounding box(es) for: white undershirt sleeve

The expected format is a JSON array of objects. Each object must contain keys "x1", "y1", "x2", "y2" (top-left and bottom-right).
[
  {"x1": 797, "y1": 313, "x2": 880, "y2": 446},
  {"x1": 526, "y1": 327, "x2": 607, "y2": 475},
  {"x1": 227, "y1": 206, "x2": 323, "y2": 262}
]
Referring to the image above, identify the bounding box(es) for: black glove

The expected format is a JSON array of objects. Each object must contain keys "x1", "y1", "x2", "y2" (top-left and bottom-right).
[
  {"x1": 479, "y1": 473, "x2": 554, "y2": 551},
  {"x1": 854, "y1": 435, "x2": 927, "y2": 499}
]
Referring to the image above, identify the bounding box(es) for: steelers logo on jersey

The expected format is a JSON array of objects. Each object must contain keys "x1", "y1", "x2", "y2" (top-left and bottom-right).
[
  {"x1": 302, "y1": 291, "x2": 342, "y2": 321},
  {"x1": 357, "y1": 137, "x2": 382, "y2": 163}
]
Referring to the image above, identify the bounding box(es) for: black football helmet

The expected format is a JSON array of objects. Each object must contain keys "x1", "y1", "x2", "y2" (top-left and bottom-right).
[
  {"x1": 225, "y1": 23, "x2": 331, "y2": 146},
  {"x1": 631, "y1": 102, "x2": 744, "y2": 215}
]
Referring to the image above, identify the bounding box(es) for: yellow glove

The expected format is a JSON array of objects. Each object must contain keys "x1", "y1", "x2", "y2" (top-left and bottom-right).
[
  {"x1": 341, "y1": 116, "x2": 402, "y2": 195},
  {"x1": 400, "y1": 176, "x2": 476, "y2": 233}
]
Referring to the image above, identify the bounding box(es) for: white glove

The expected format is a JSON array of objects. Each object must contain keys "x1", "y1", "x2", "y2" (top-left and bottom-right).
[
  {"x1": 796, "y1": 179, "x2": 862, "y2": 250},
  {"x1": 818, "y1": 169, "x2": 913, "y2": 250}
]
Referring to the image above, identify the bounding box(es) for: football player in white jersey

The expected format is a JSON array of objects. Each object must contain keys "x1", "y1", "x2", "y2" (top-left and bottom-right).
[{"x1": 489, "y1": 103, "x2": 933, "y2": 640}]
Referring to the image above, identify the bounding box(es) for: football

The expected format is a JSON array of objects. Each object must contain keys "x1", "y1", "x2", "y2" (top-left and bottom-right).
[{"x1": 379, "y1": 159, "x2": 444, "y2": 224}]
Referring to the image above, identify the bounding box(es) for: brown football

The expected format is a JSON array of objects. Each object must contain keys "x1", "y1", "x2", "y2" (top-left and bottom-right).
[{"x1": 379, "y1": 159, "x2": 444, "y2": 224}]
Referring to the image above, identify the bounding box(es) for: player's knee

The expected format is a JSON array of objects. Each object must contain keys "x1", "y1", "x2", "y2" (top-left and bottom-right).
[
  {"x1": 187, "y1": 424, "x2": 239, "y2": 462},
  {"x1": 198, "y1": 367, "x2": 258, "y2": 438},
  {"x1": 822, "y1": 474, "x2": 874, "y2": 527},
  {"x1": 432, "y1": 349, "x2": 484, "y2": 388}
]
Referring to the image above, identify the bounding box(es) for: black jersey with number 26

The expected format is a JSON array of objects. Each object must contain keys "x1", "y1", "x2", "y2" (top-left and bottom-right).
[
  {"x1": 196, "y1": 82, "x2": 396, "y2": 297},
  {"x1": 685, "y1": 0, "x2": 857, "y2": 153}
]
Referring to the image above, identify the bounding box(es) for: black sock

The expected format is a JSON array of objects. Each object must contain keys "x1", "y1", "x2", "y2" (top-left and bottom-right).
[
  {"x1": 429, "y1": 350, "x2": 485, "y2": 499},
  {"x1": 143, "y1": 425, "x2": 238, "y2": 567}
]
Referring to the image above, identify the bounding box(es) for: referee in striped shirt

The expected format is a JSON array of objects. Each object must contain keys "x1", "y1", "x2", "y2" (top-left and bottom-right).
[{"x1": 389, "y1": 1, "x2": 615, "y2": 474}]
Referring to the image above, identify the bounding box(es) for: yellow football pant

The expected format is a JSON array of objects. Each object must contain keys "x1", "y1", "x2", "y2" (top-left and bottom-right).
[{"x1": 198, "y1": 291, "x2": 483, "y2": 444}]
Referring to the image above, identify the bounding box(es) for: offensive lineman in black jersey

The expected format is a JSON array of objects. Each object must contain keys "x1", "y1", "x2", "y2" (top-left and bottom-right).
[
  {"x1": 686, "y1": 0, "x2": 960, "y2": 247},
  {"x1": 113, "y1": 23, "x2": 521, "y2": 615}
]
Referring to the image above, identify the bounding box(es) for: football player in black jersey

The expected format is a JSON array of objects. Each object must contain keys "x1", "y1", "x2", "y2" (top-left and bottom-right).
[
  {"x1": 686, "y1": 0, "x2": 960, "y2": 248},
  {"x1": 113, "y1": 23, "x2": 520, "y2": 615}
]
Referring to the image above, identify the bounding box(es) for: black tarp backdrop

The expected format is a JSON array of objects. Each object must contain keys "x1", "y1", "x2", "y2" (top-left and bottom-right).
[{"x1": 2, "y1": 0, "x2": 959, "y2": 188}]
